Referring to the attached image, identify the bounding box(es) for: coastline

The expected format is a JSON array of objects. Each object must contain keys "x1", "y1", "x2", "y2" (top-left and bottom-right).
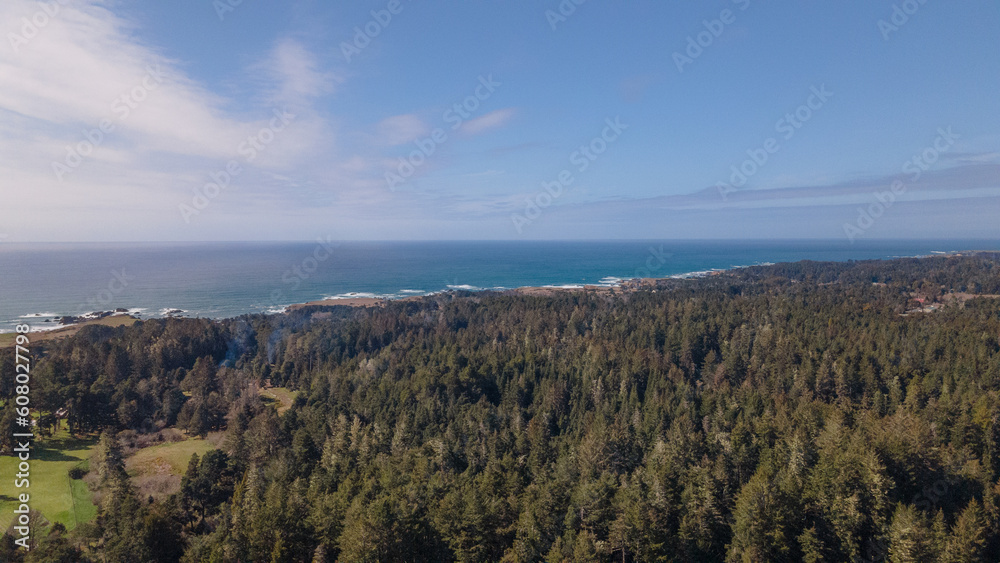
[
  {"x1": 259, "y1": 248, "x2": 1000, "y2": 312},
  {"x1": 286, "y1": 296, "x2": 399, "y2": 310},
  {"x1": 4, "y1": 249, "x2": 995, "y2": 344},
  {"x1": 0, "y1": 315, "x2": 138, "y2": 348}
]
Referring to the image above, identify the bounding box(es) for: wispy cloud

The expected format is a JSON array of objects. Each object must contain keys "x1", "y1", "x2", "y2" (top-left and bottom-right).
[
  {"x1": 655, "y1": 163, "x2": 1000, "y2": 211},
  {"x1": 2, "y1": 2, "x2": 995, "y2": 241},
  {"x1": 375, "y1": 114, "x2": 429, "y2": 146},
  {"x1": 0, "y1": 0, "x2": 244, "y2": 159},
  {"x1": 254, "y1": 38, "x2": 340, "y2": 106},
  {"x1": 461, "y1": 108, "x2": 516, "y2": 135},
  {"x1": 0, "y1": 0, "x2": 360, "y2": 239}
]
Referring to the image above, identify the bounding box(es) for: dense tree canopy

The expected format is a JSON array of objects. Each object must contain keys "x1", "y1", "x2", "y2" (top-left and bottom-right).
[{"x1": 3, "y1": 254, "x2": 1000, "y2": 561}]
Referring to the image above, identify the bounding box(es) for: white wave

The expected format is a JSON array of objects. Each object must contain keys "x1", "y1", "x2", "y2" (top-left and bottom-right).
[
  {"x1": 19, "y1": 312, "x2": 59, "y2": 318},
  {"x1": 31, "y1": 323, "x2": 70, "y2": 332},
  {"x1": 670, "y1": 270, "x2": 716, "y2": 279},
  {"x1": 323, "y1": 292, "x2": 378, "y2": 300},
  {"x1": 599, "y1": 276, "x2": 622, "y2": 284},
  {"x1": 2, "y1": 321, "x2": 67, "y2": 333},
  {"x1": 158, "y1": 308, "x2": 187, "y2": 316},
  {"x1": 398, "y1": 289, "x2": 425, "y2": 294},
  {"x1": 446, "y1": 284, "x2": 479, "y2": 291},
  {"x1": 543, "y1": 284, "x2": 585, "y2": 289}
]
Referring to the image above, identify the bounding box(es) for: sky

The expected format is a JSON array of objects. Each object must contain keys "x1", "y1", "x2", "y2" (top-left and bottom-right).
[{"x1": 0, "y1": 0, "x2": 997, "y2": 242}]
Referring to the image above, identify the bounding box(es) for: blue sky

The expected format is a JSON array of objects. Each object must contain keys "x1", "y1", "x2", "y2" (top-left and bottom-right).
[{"x1": 1, "y1": 0, "x2": 997, "y2": 241}]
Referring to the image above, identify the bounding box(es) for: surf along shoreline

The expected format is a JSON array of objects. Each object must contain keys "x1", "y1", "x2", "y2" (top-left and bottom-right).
[{"x1": 4, "y1": 250, "x2": 990, "y2": 348}]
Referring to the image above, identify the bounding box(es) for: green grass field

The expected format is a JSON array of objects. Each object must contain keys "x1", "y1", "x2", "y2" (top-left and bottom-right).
[
  {"x1": 261, "y1": 386, "x2": 297, "y2": 414},
  {"x1": 0, "y1": 431, "x2": 98, "y2": 530},
  {"x1": 125, "y1": 435, "x2": 215, "y2": 500},
  {"x1": 0, "y1": 431, "x2": 215, "y2": 531},
  {"x1": 126, "y1": 436, "x2": 215, "y2": 477}
]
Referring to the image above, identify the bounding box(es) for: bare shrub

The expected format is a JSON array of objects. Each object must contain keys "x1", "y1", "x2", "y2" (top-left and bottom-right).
[{"x1": 134, "y1": 473, "x2": 182, "y2": 499}]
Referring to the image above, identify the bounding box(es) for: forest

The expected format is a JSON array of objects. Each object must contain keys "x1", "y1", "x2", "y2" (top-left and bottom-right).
[{"x1": 2, "y1": 253, "x2": 1000, "y2": 562}]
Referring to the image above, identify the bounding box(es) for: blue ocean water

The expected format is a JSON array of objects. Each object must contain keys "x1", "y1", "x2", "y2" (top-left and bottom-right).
[{"x1": 1, "y1": 240, "x2": 997, "y2": 333}]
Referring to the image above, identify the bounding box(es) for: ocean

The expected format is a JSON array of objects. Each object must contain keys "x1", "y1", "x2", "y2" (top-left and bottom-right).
[{"x1": 1, "y1": 239, "x2": 997, "y2": 334}]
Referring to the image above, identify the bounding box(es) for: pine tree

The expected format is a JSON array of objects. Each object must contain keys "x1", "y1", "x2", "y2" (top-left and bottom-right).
[
  {"x1": 888, "y1": 504, "x2": 934, "y2": 563},
  {"x1": 727, "y1": 469, "x2": 793, "y2": 562},
  {"x1": 100, "y1": 474, "x2": 152, "y2": 562},
  {"x1": 943, "y1": 499, "x2": 987, "y2": 562}
]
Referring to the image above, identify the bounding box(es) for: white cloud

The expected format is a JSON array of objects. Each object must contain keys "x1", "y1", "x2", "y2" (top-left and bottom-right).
[
  {"x1": 0, "y1": 2, "x2": 522, "y2": 241},
  {"x1": 461, "y1": 107, "x2": 516, "y2": 135},
  {"x1": 0, "y1": 1, "x2": 371, "y2": 240},
  {"x1": 0, "y1": 1, "x2": 252, "y2": 159},
  {"x1": 254, "y1": 38, "x2": 340, "y2": 106}
]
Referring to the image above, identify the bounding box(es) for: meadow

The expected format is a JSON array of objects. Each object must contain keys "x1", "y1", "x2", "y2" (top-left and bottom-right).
[
  {"x1": 260, "y1": 386, "x2": 297, "y2": 415},
  {"x1": 125, "y1": 434, "x2": 216, "y2": 500},
  {"x1": 0, "y1": 431, "x2": 97, "y2": 531}
]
